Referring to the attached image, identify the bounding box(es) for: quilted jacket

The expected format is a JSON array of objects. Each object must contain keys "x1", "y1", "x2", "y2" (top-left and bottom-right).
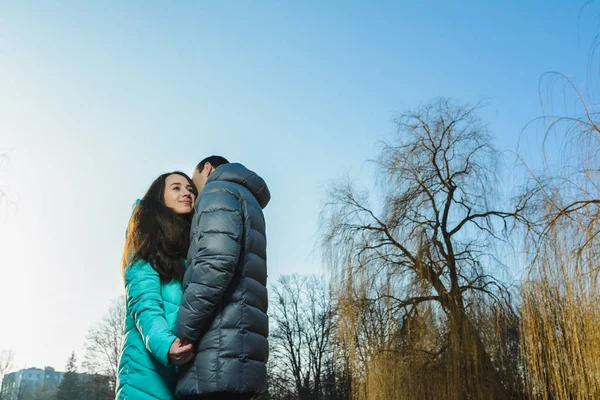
[{"x1": 175, "y1": 163, "x2": 270, "y2": 397}]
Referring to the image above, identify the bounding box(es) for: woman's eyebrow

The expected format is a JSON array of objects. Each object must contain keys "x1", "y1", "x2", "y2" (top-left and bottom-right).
[{"x1": 170, "y1": 182, "x2": 182, "y2": 187}]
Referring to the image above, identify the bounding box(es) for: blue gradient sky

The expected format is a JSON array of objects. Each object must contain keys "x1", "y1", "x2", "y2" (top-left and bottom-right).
[{"x1": 0, "y1": 1, "x2": 595, "y2": 370}]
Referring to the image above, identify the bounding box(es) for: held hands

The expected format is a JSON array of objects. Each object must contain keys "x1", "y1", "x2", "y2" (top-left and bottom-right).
[{"x1": 168, "y1": 338, "x2": 195, "y2": 366}]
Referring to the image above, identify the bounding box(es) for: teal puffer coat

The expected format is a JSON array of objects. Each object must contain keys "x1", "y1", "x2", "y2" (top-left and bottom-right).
[{"x1": 116, "y1": 259, "x2": 182, "y2": 400}]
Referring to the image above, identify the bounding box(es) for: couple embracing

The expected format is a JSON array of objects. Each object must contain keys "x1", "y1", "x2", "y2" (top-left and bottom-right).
[{"x1": 116, "y1": 156, "x2": 270, "y2": 400}]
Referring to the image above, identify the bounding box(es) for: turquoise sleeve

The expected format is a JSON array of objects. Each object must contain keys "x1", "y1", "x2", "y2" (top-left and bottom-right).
[{"x1": 125, "y1": 261, "x2": 176, "y2": 367}]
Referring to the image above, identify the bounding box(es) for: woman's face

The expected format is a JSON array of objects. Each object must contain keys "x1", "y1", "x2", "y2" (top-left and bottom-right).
[{"x1": 163, "y1": 174, "x2": 195, "y2": 214}]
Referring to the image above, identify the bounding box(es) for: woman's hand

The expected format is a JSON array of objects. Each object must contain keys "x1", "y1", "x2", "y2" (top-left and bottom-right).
[{"x1": 168, "y1": 338, "x2": 195, "y2": 366}]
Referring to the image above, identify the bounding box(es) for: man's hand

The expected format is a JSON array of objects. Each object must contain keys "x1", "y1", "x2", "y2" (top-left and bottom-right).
[{"x1": 168, "y1": 337, "x2": 195, "y2": 366}]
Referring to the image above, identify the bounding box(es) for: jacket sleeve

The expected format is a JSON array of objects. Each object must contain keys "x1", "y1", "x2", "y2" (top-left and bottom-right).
[
  {"x1": 176, "y1": 188, "x2": 243, "y2": 342},
  {"x1": 125, "y1": 261, "x2": 176, "y2": 367}
]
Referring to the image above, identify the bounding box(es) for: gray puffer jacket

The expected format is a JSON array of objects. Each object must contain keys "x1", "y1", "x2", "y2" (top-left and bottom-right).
[{"x1": 175, "y1": 163, "x2": 270, "y2": 397}]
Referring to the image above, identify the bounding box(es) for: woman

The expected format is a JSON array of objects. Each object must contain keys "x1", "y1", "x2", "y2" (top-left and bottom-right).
[{"x1": 116, "y1": 172, "x2": 198, "y2": 400}]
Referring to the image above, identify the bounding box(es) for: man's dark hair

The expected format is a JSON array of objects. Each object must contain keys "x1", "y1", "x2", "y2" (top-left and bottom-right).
[{"x1": 196, "y1": 155, "x2": 229, "y2": 172}]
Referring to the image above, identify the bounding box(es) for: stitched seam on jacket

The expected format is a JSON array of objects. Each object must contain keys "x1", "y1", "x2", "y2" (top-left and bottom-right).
[
  {"x1": 194, "y1": 354, "x2": 199, "y2": 396},
  {"x1": 204, "y1": 186, "x2": 241, "y2": 201},
  {"x1": 217, "y1": 287, "x2": 222, "y2": 390},
  {"x1": 241, "y1": 194, "x2": 247, "y2": 391},
  {"x1": 215, "y1": 188, "x2": 241, "y2": 391},
  {"x1": 240, "y1": 172, "x2": 254, "y2": 185}
]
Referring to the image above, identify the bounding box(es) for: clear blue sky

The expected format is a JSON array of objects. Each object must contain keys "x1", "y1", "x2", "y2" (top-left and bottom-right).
[{"x1": 0, "y1": 1, "x2": 594, "y2": 371}]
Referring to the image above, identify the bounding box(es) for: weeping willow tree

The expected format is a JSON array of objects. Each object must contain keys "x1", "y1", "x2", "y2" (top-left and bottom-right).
[
  {"x1": 322, "y1": 98, "x2": 528, "y2": 400},
  {"x1": 519, "y1": 69, "x2": 600, "y2": 399}
]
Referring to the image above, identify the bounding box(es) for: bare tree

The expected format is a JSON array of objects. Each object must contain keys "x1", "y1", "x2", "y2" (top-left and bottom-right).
[
  {"x1": 269, "y1": 275, "x2": 345, "y2": 400},
  {"x1": 321, "y1": 98, "x2": 528, "y2": 399},
  {"x1": 0, "y1": 349, "x2": 15, "y2": 399},
  {"x1": 82, "y1": 296, "x2": 125, "y2": 391},
  {"x1": 0, "y1": 349, "x2": 14, "y2": 384}
]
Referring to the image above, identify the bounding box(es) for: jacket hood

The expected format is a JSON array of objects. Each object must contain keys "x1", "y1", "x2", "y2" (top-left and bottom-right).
[{"x1": 208, "y1": 163, "x2": 270, "y2": 209}]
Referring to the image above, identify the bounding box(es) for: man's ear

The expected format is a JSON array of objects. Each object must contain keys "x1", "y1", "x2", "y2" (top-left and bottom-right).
[{"x1": 205, "y1": 163, "x2": 215, "y2": 177}]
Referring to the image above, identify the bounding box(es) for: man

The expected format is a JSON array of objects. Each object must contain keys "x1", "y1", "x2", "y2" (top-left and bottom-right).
[{"x1": 176, "y1": 156, "x2": 270, "y2": 400}]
